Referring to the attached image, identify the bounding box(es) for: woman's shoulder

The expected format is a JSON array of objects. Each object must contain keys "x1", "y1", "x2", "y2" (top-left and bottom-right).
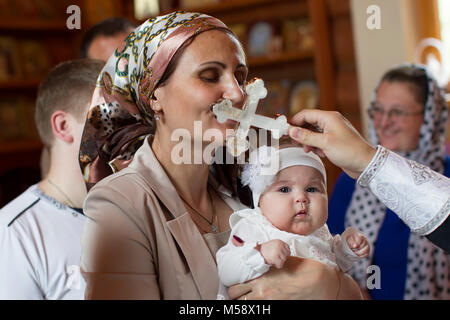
[
  {"x1": 86, "y1": 167, "x2": 157, "y2": 206},
  {"x1": 89, "y1": 167, "x2": 144, "y2": 191},
  {"x1": 335, "y1": 171, "x2": 356, "y2": 187},
  {"x1": 83, "y1": 167, "x2": 165, "y2": 229},
  {"x1": 329, "y1": 172, "x2": 356, "y2": 201}
]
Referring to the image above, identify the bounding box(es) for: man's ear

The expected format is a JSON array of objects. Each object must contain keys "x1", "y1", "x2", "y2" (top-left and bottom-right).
[{"x1": 50, "y1": 110, "x2": 74, "y2": 143}]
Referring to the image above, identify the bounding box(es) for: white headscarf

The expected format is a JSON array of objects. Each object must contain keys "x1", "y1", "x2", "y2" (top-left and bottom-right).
[
  {"x1": 79, "y1": 12, "x2": 230, "y2": 189},
  {"x1": 241, "y1": 145, "x2": 326, "y2": 207}
]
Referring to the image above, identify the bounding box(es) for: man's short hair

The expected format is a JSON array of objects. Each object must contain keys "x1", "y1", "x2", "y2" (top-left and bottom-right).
[
  {"x1": 34, "y1": 59, "x2": 104, "y2": 147},
  {"x1": 80, "y1": 17, "x2": 137, "y2": 58}
]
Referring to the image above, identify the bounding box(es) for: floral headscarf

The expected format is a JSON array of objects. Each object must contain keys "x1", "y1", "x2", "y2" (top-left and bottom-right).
[
  {"x1": 345, "y1": 64, "x2": 449, "y2": 299},
  {"x1": 79, "y1": 12, "x2": 229, "y2": 190}
]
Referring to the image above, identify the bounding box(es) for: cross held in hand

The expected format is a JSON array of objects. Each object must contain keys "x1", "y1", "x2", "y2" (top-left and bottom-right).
[{"x1": 213, "y1": 78, "x2": 291, "y2": 156}]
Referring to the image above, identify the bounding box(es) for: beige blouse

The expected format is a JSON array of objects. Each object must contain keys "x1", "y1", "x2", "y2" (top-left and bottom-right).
[
  {"x1": 203, "y1": 231, "x2": 231, "y2": 264},
  {"x1": 81, "y1": 136, "x2": 246, "y2": 299}
]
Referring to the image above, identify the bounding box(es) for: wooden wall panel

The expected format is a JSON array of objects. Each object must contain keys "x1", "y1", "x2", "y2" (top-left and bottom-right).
[
  {"x1": 324, "y1": 0, "x2": 362, "y2": 187},
  {"x1": 325, "y1": 0, "x2": 361, "y2": 132},
  {"x1": 326, "y1": 0, "x2": 350, "y2": 17},
  {"x1": 335, "y1": 69, "x2": 360, "y2": 113},
  {"x1": 330, "y1": 16, "x2": 356, "y2": 65}
]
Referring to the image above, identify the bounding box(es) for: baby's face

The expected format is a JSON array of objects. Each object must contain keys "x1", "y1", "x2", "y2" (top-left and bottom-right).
[{"x1": 259, "y1": 165, "x2": 328, "y2": 236}]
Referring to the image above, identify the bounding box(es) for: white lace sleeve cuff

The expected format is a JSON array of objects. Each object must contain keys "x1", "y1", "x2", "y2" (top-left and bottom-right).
[
  {"x1": 357, "y1": 145, "x2": 389, "y2": 187},
  {"x1": 357, "y1": 145, "x2": 450, "y2": 235}
]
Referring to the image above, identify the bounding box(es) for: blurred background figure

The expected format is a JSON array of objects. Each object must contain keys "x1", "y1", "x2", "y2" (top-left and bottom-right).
[
  {"x1": 328, "y1": 64, "x2": 449, "y2": 300},
  {"x1": 80, "y1": 17, "x2": 137, "y2": 61},
  {"x1": 39, "y1": 17, "x2": 137, "y2": 179},
  {"x1": 0, "y1": 59, "x2": 104, "y2": 299}
]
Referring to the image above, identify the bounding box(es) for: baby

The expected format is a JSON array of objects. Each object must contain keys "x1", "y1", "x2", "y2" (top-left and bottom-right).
[{"x1": 216, "y1": 145, "x2": 370, "y2": 296}]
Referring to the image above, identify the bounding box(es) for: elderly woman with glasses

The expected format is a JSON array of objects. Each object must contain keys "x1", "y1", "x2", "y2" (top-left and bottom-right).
[{"x1": 328, "y1": 64, "x2": 450, "y2": 300}]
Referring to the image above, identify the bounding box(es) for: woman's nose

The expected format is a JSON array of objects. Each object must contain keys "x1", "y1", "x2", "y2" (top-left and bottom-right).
[
  {"x1": 222, "y1": 76, "x2": 245, "y2": 107},
  {"x1": 378, "y1": 111, "x2": 392, "y2": 128}
]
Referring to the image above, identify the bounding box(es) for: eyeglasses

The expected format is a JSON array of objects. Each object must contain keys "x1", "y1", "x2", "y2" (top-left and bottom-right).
[{"x1": 368, "y1": 104, "x2": 423, "y2": 121}]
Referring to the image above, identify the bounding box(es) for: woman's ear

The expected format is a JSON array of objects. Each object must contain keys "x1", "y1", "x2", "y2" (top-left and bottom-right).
[
  {"x1": 50, "y1": 110, "x2": 74, "y2": 144},
  {"x1": 150, "y1": 99, "x2": 162, "y2": 114},
  {"x1": 151, "y1": 87, "x2": 164, "y2": 114}
]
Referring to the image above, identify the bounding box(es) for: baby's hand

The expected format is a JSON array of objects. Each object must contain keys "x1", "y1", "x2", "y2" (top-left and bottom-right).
[
  {"x1": 257, "y1": 239, "x2": 290, "y2": 269},
  {"x1": 347, "y1": 233, "x2": 370, "y2": 258}
]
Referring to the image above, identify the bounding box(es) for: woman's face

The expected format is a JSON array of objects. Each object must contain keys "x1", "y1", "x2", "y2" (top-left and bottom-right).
[
  {"x1": 372, "y1": 81, "x2": 424, "y2": 152},
  {"x1": 153, "y1": 30, "x2": 248, "y2": 147}
]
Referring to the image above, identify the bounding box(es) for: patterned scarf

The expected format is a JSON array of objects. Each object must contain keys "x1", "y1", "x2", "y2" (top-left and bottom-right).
[
  {"x1": 78, "y1": 12, "x2": 229, "y2": 191},
  {"x1": 345, "y1": 64, "x2": 449, "y2": 299}
]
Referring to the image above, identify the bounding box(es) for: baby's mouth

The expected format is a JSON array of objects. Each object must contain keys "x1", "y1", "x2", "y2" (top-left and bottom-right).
[
  {"x1": 295, "y1": 209, "x2": 308, "y2": 218},
  {"x1": 294, "y1": 201, "x2": 309, "y2": 218}
]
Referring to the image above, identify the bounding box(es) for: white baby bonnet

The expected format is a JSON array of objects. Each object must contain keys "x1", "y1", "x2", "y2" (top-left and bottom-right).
[{"x1": 241, "y1": 145, "x2": 327, "y2": 207}]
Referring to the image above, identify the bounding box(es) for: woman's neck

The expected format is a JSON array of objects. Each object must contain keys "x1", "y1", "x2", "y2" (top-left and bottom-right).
[{"x1": 151, "y1": 132, "x2": 211, "y2": 203}]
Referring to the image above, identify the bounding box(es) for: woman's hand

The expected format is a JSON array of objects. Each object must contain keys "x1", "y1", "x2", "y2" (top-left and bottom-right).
[
  {"x1": 228, "y1": 256, "x2": 363, "y2": 300},
  {"x1": 288, "y1": 110, "x2": 376, "y2": 179}
]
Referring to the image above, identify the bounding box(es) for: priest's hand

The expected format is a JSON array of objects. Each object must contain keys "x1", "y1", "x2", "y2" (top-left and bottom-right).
[{"x1": 288, "y1": 110, "x2": 376, "y2": 179}]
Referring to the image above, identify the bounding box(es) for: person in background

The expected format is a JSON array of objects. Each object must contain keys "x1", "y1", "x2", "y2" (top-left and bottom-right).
[
  {"x1": 327, "y1": 64, "x2": 449, "y2": 300},
  {"x1": 0, "y1": 59, "x2": 104, "y2": 299},
  {"x1": 80, "y1": 17, "x2": 137, "y2": 61}
]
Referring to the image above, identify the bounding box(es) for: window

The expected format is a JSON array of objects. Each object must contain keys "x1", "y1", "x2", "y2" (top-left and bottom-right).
[
  {"x1": 438, "y1": 0, "x2": 450, "y2": 92},
  {"x1": 437, "y1": 0, "x2": 450, "y2": 153}
]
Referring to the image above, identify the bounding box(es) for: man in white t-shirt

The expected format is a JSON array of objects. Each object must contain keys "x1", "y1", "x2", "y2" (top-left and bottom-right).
[{"x1": 0, "y1": 59, "x2": 104, "y2": 299}]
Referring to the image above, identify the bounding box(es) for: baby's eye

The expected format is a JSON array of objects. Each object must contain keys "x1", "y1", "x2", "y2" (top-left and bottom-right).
[
  {"x1": 306, "y1": 187, "x2": 319, "y2": 193},
  {"x1": 279, "y1": 186, "x2": 291, "y2": 193}
]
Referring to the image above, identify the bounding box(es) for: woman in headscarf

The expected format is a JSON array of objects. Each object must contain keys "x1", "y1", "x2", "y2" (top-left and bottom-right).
[
  {"x1": 79, "y1": 12, "x2": 363, "y2": 300},
  {"x1": 328, "y1": 64, "x2": 450, "y2": 299}
]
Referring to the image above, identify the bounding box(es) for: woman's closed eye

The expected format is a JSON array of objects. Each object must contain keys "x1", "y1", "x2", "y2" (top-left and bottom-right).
[{"x1": 199, "y1": 68, "x2": 220, "y2": 83}]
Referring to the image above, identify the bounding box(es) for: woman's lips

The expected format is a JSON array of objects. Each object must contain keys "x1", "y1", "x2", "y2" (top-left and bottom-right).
[
  {"x1": 377, "y1": 127, "x2": 400, "y2": 137},
  {"x1": 225, "y1": 119, "x2": 238, "y2": 126},
  {"x1": 381, "y1": 131, "x2": 398, "y2": 137}
]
